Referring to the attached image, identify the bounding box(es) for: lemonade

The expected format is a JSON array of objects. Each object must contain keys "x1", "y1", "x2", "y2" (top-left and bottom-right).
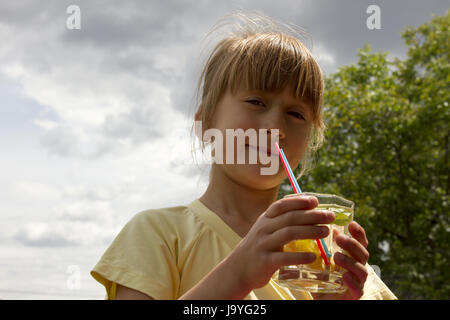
[
  {"x1": 274, "y1": 193, "x2": 354, "y2": 293},
  {"x1": 282, "y1": 203, "x2": 353, "y2": 273}
]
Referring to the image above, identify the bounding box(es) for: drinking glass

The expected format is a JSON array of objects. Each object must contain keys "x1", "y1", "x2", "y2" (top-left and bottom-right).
[{"x1": 273, "y1": 192, "x2": 354, "y2": 293}]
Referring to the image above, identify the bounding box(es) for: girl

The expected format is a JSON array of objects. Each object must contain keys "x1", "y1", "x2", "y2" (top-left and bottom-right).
[{"x1": 91, "y1": 11, "x2": 397, "y2": 300}]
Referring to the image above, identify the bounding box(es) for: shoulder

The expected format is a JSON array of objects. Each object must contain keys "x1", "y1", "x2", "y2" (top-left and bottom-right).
[
  {"x1": 130, "y1": 204, "x2": 200, "y2": 230},
  {"x1": 99, "y1": 203, "x2": 206, "y2": 265},
  {"x1": 131, "y1": 204, "x2": 189, "y2": 225},
  {"x1": 91, "y1": 202, "x2": 209, "y2": 300},
  {"x1": 121, "y1": 203, "x2": 206, "y2": 242}
]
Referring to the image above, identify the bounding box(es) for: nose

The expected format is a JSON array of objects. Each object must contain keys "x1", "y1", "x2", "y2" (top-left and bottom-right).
[{"x1": 262, "y1": 109, "x2": 286, "y2": 141}]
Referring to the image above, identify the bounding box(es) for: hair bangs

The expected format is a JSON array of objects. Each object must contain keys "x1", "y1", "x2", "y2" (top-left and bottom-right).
[{"x1": 225, "y1": 33, "x2": 323, "y2": 121}]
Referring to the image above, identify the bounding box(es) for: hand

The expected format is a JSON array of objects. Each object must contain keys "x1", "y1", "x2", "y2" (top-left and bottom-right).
[
  {"x1": 228, "y1": 195, "x2": 336, "y2": 293},
  {"x1": 313, "y1": 221, "x2": 370, "y2": 300}
]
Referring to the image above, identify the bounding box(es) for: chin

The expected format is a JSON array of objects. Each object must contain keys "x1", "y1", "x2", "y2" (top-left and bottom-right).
[{"x1": 237, "y1": 163, "x2": 285, "y2": 190}]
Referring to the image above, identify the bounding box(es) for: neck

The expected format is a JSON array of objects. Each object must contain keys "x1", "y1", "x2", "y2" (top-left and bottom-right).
[{"x1": 199, "y1": 164, "x2": 279, "y2": 236}]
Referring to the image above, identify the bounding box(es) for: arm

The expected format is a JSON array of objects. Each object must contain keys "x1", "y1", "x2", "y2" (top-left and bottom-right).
[
  {"x1": 181, "y1": 195, "x2": 330, "y2": 300},
  {"x1": 119, "y1": 195, "x2": 331, "y2": 300},
  {"x1": 114, "y1": 255, "x2": 250, "y2": 300},
  {"x1": 179, "y1": 251, "x2": 252, "y2": 300},
  {"x1": 115, "y1": 284, "x2": 154, "y2": 300},
  {"x1": 115, "y1": 241, "x2": 291, "y2": 300}
]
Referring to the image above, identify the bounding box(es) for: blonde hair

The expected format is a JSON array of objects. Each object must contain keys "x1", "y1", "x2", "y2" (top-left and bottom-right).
[{"x1": 191, "y1": 11, "x2": 326, "y2": 178}]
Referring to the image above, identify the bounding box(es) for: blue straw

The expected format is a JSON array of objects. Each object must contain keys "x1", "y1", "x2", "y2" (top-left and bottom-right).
[
  {"x1": 278, "y1": 144, "x2": 332, "y2": 259},
  {"x1": 278, "y1": 148, "x2": 302, "y2": 193},
  {"x1": 320, "y1": 238, "x2": 332, "y2": 258}
]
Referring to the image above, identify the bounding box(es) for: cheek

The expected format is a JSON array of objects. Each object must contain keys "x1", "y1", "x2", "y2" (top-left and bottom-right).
[
  {"x1": 290, "y1": 128, "x2": 311, "y2": 159},
  {"x1": 211, "y1": 111, "x2": 252, "y2": 132}
]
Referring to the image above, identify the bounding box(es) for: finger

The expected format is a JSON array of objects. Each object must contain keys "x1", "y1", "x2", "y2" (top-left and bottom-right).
[
  {"x1": 268, "y1": 225, "x2": 329, "y2": 250},
  {"x1": 348, "y1": 222, "x2": 369, "y2": 248},
  {"x1": 271, "y1": 251, "x2": 316, "y2": 269},
  {"x1": 265, "y1": 209, "x2": 335, "y2": 234},
  {"x1": 283, "y1": 194, "x2": 298, "y2": 199},
  {"x1": 335, "y1": 234, "x2": 370, "y2": 265},
  {"x1": 342, "y1": 272, "x2": 364, "y2": 299},
  {"x1": 334, "y1": 252, "x2": 368, "y2": 284},
  {"x1": 265, "y1": 195, "x2": 318, "y2": 218}
]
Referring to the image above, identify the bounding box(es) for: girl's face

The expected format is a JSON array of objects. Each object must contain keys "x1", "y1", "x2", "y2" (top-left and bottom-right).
[{"x1": 208, "y1": 84, "x2": 313, "y2": 190}]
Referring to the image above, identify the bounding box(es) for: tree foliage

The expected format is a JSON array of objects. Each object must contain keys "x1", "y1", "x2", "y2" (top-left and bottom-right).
[{"x1": 279, "y1": 11, "x2": 449, "y2": 299}]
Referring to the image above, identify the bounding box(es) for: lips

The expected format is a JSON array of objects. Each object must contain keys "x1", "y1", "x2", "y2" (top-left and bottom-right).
[{"x1": 246, "y1": 144, "x2": 274, "y2": 157}]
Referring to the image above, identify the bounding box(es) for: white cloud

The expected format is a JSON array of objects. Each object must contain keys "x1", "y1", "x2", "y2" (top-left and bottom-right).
[
  {"x1": 311, "y1": 42, "x2": 337, "y2": 75},
  {"x1": 32, "y1": 119, "x2": 60, "y2": 131},
  {"x1": 3, "y1": 125, "x2": 208, "y2": 248},
  {"x1": 1, "y1": 1, "x2": 334, "y2": 251},
  {"x1": 13, "y1": 221, "x2": 113, "y2": 247},
  {"x1": 11, "y1": 180, "x2": 60, "y2": 200},
  {"x1": 0, "y1": 0, "x2": 202, "y2": 161}
]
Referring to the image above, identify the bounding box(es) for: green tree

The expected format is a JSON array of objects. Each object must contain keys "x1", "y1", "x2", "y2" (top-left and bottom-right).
[{"x1": 279, "y1": 11, "x2": 449, "y2": 299}]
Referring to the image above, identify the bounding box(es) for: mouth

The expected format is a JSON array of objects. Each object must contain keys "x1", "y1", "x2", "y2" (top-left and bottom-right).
[{"x1": 245, "y1": 144, "x2": 275, "y2": 157}]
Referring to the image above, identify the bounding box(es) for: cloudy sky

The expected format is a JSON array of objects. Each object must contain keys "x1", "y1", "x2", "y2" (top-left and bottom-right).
[{"x1": 0, "y1": 0, "x2": 447, "y2": 299}]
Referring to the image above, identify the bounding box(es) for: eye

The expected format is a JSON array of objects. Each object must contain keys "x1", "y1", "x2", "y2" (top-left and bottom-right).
[
  {"x1": 287, "y1": 111, "x2": 305, "y2": 120},
  {"x1": 246, "y1": 99, "x2": 265, "y2": 107}
]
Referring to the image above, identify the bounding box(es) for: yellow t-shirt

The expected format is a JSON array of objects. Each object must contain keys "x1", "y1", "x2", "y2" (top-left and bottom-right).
[{"x1": 90, "y1": 199, "x2": 397, "y2": 300}]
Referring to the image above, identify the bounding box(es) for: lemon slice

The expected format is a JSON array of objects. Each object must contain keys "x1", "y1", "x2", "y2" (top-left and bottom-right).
[{"x1": 284, "y1": 239, "x2": 336, "y2": 272}]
